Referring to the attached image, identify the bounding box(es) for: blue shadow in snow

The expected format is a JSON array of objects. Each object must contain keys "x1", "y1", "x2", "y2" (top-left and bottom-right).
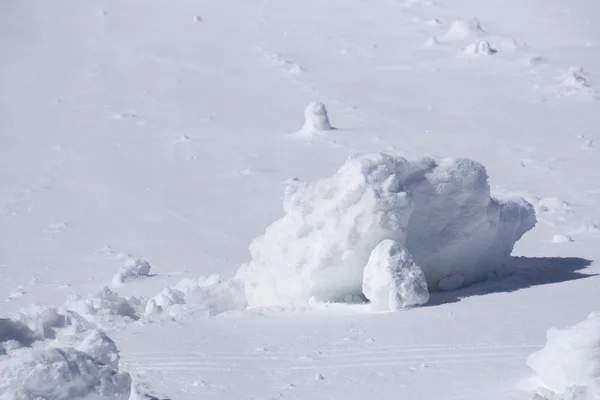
[{"x1": 427, "y1": 256, "x2": 595, "y2": 306}]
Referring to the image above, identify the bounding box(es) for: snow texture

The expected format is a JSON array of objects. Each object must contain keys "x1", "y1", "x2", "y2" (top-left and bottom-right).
[
  {"x1": 362, "y1": 240, "x2": 429, "y2": 311},
  {"x1": 528, "y1": 313, "x2": 600, "y2": 394},
  {"x1": 62, "y1": 287, "x2": 140, "y2": 329},
  {"x1": 238, "y1": 153, "x2": 536, "y2": 307},
  {"x1": 0, "y1": 347, "x2": 131, "y2": 400},
  {"x1": 112, "y1": 258, "x2": 152, "y2": 285},
  {"x1": 1, "y1": 299, "x2": 132, "y2": 400},
  {"x1": 77, "y1": 329, "x2": 120, "y2": 370},
  {"x1": 145, "y1": 274, "x2": 246, "y2": 317},
  {"x1": 300, "y1": 102, "x2": 333, "y2": 134}
]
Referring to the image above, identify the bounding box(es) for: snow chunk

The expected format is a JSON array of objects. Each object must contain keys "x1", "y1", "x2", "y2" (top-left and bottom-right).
[
  {"x1": 237, "y1": 153, "x2": 536, "y2": 307},
  {"x1": 528, "y1": 313, "x2": 600, "y2": 394},
  {"x1": 362, "y1": 240, "x2": 429, "y2": 311},
  {"x1": 145, "y1": 275, "x2": 246, "y2": 317},
  {"x1": 77, "y1": 329, "x2": 120, "y2": 370},
  {"x1": 462, "y1": 40, "x2": 497, "y2": 56},
  {"x1": 62, "y1": 286, "x2": 140, "y2": 328},
  {"x1": 12, "y1": 305, "x2": 67, "y2": 340},
  {"x1": 112, "y1": 258, "x2": 152, "y2": 285},
  {"x1": 0, "y1": 347, "x2": 131, "y2": 400},
  {"x1": 300, "y1": 102, "x2": 333, "y2": 134},
  {"x1": 561, "y1": 67, "x2": 595, "y2": 96},
  {"x1": 552, "y1": 234, "x2": 573, "y2": 244}
]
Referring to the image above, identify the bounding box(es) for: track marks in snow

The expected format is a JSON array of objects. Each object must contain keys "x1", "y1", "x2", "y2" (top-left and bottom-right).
[
  {"x1": 123, "y1": 343, "x2": 538, "y2": 373},
  {"x1": 260, "y1": 48, "x2": 305, "y2": 75}
]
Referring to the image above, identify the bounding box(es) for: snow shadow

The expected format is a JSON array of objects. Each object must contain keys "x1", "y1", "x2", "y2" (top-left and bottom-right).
[{"x1": 427, "y1": 256, "x2": 594, "y2": 306}]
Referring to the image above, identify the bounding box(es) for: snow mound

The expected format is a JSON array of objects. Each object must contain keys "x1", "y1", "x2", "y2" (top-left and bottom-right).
[
  {"x1": 552, "y1": 234, "x2": 573, "y2": 243},
  {"x1": 528, "y1": 313, "x2": 600, "y2": 395},
  {"x1": 462, "y1": 40, "x2": 497, "y2": 56},
  {"x1": 77, "y1": 329, "x2": 120, "y2": 370},
  {"x1": 12, "y1": 305, "x2": 67, "y2": 340},
  {"x1": 237, "y1": 153, "x2": 536, "y2": 307},
  {"x1": 299, "y1": 102, "x2": 333, "y2": 134},
  {"x1": 112, "y1": 258, "x2": 153, "y2": 285},
  {"x1": 62, "y1": 286, "x2": 141, "y2": 328},
  {"x1": 561, "y1": 67, "x2": 594, "y2": 96},
  {"x1": 362, "y1": 240, "x2": 429, "y2": 311},
  {"x1": 145, "y1": 275, "x2": 246, "y2": 317},
  {"x1": 0, "y1": 347, "x2": 131, "y2": 400}
]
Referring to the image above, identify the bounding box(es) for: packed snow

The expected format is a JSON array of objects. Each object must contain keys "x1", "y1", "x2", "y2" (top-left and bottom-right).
[
  {"x1": 299, "y1": 102, "x2": 334, "y2": 134},
  {"x1": 111, "y1": 259, "x2": 153, "y2": 286},
  {"x1": 528, "y1": 313, "x2": 600, "y2": 398},
  {"x1": 0, "y1": 303, "x2": 132, "y2": 400},
  {"x1": 362, "y1": 240, "x2": 429, "y2": 311},
  {"x1": 237, "y1": 152, "x2": 536, "y2": 307},
  {"x1": 2, "y1": 0, "x2": 600, "y2": 399},
  {"x1": 145, "y1": 274, "x2": 246, "y2": 318}
]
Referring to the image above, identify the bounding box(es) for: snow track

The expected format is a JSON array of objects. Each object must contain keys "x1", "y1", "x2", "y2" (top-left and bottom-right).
[{"x1": 125, "y1": 344, "x2": 536, "y2": 371}]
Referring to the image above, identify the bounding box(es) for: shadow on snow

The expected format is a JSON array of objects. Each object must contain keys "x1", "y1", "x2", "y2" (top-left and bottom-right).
[{"x1": 427, "y1": 256, "x2": 595, "y2": 306}]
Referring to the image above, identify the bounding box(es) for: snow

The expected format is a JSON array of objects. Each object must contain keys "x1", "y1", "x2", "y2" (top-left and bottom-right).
[
  {"x1": 528, "y1": 313, "x2": 600, "y2": 395},
  {"x1": 0, "y1": 347, "x2": 131, "y2": 400},
  {"x1": 77, "y1": 330, "x2": 120, "y2": 370},
  {"x1": 437, "y1": 274, "x2": 465, "y2": 291},
  {"x1": 237, "y1": 153, "x2": 535, "y2": 307},
  {"x1": 145, "y1": 274, "x2": 246, "y2": 317},
  {"x1": 300, "y1": 102, "x2": 334, "y2": 134},
  {"x1": 2, "y1": 0, "x2": 600, "y2": 398},
  {"x1": 111, "y1": 259, "x2": 152, "y2": 286},
  {"x1": 362, "y1": 240, "x2": 429, "y2": 311},
  {"x1": 1, "y1": 303, "x2": 132, "y2": 400},
  {"x1": 61, "y1": 287, "x2": 141, "y2": 329}
]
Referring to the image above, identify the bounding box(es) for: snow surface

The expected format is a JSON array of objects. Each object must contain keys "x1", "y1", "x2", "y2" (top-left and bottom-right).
[
  {"x1": 2, "y1": 0, "x2": 600, "y2": 398},
  {"x1": 237, "y1": 153, "x2": 535, "y2": 307}
]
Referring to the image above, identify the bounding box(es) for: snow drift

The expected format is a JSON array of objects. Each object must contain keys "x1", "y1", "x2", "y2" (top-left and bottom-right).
[
  {"x1": 528, "y1": 313, "x2": 600, "y2": 398},
  {"x1": 0, "y1": 347, "x2": 131, "y2": 400},
  {"x1": 145, "y1": 274, "x2": 246, "y2": 318},
  {"x1": 237, "y1": 152, "x2": 536, "y2": 308},
  {"x1": 1, "y1": 306, "x2": 131, "y2": 400}
]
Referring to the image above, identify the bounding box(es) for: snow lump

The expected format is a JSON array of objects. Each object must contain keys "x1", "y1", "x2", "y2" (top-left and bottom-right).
[
  {"x1": 299, "y1": 102, "x2": 333, "y2": 134},
  {"x1": 112, "y1": 258, "x2": 153, "y2": 285},
  {"x1": 528, "y1": 313, "x2": 600, "y2": 397},
  {"x1": 362, "y1": 240, "x2": 429, "y2": 311},
  {"x1": 237, "y1": 152, "x2": 536, "y2": 308}
]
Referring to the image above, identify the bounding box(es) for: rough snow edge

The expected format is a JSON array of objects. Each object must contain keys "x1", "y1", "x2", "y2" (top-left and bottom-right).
[{"x1": 527, "y1": 312, "x2": 600, "y2": 396}]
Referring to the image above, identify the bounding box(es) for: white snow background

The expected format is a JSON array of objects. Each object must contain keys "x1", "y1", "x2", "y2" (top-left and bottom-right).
[{"x1": 1, "y1": 0, "x2": 600, "y2": 398}]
